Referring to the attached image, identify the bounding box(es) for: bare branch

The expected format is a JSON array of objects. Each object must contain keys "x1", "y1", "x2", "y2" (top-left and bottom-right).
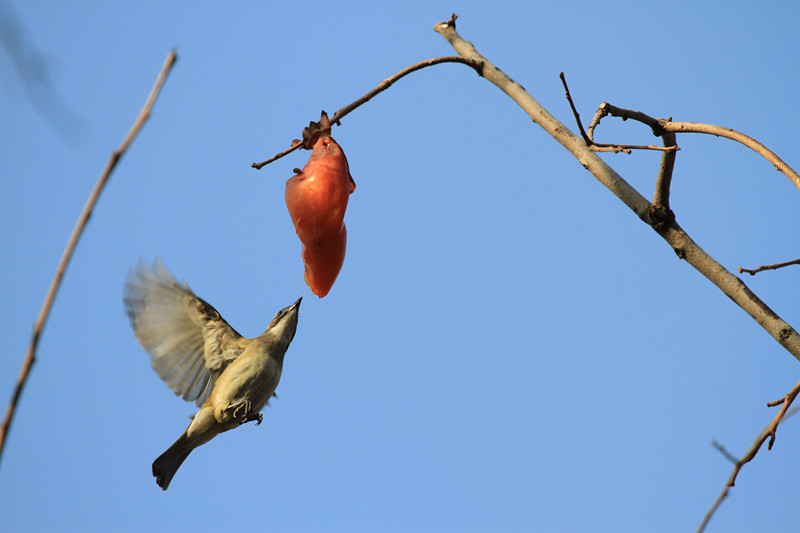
[
  {"x1": 662, "y1": 121, "x2": 800, "y2": 193},
  {"x1": 558, "y1": 72, "x2": 591, "y2": 143},
  {"x1": 558, "y1": 74, "x2": 678, "y2": 156},
  {"x1": 590, "y1": 101, "x2": 666, "y2": 136},
  {"x1": 251, "y1": 141, "x2": 304, "y2": 170},
  {"x1": 251, "y1": 55, "x2": 484, "y2": 170},
  {"x1": 0, "y1": 49, "x2": 178, "y2": 466},
  {"x1": 434, "y1": 17, "x2": 800, "y2": 362},
  {"x1": 329, "y1": 56, "x2": 483, "y2": 125},
  {"x1": 653, "y1": 130, "x2": 677, "y2": 211},
  {"x1": 582, "y1": 101, "x2": 679, "y2": 212},
  {"x1": 738, "y1": 258, "x2": 800, "y2": 276},
  {"x1": 697, "y1": 389, "x2": 800, "y2": 533}
]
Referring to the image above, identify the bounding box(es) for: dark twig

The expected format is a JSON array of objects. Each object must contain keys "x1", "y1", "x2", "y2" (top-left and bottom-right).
[
  {"x1": 251, "y1": 55, "x2": 484, "y2": 170},
  {"x1": 738, "y1": 258, "x2": 800, "y2": 276},
  {"x1": 697, "y1": 385, "x2": 800, "y2": 533},
  {"x1": 590, "y1": 101, "x2": 666, "y2": 135},
  {"x1": 559, "y1": 72, "x2": 590, "y2": 142},
  {"x1": 710, "y1": 440, "x2": 739, "y2": 464},
  {"x1": 0, "y1": 49, "x2": 178, "y2": 466}
]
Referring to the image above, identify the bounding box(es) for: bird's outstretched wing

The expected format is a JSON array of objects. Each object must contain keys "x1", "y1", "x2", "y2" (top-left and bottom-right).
[{"x1": 123, "y1": 258, "x2": 245, "y2": 406}]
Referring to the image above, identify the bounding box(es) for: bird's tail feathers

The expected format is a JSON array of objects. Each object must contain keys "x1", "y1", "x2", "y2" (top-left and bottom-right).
[{"x1": 152, "y1": 432, "x2": 192, "y2": 490}]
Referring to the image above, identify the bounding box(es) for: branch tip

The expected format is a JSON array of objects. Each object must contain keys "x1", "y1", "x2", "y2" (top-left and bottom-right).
[{"x1": 738, "y1": 258, "x2": 800, "y2": 276}]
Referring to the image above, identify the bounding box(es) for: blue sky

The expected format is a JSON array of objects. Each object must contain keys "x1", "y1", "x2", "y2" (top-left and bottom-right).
[{"x1": 1, "y1": 2, "x2": 799, "y2": 532}]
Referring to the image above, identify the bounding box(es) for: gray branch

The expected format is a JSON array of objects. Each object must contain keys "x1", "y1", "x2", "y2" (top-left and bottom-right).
[{"x1": 433, "y1": 18, "x2": 800, "y2": 361}]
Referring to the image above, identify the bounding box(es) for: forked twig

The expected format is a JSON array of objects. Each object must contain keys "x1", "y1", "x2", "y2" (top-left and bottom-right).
[
  {"x1": 591, "y1": 103, "x2": 800, "y2": 193},
  {"x1": 697, "y1": 384, "x2": 800, "y2": 533},
  {"x1": 559, "y1": 73, "x2": 679, "y2": 155},
  {"x1": 0, "y1": 49, "x2": 178, "y2": 466},
  {"x1": 251, "y1": 55, "x2": 484, "y2": 169}
]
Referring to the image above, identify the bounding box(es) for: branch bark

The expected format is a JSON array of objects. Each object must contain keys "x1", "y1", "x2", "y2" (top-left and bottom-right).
[
  {"x1": 433, "y1": 16, "x2": 800, "y2": 362},
  {"x1": 0, "y1": 49, "x2": 178, "y2": 466}
]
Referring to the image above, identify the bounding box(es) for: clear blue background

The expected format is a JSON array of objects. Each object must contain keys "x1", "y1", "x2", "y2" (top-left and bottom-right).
[{"x1": 1, "y1": 2, "x2": 799, "y2": 532}]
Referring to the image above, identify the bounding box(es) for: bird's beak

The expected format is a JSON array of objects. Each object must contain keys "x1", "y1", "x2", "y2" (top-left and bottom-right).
[{"x1": 292, "y1": 296, "x2": 303, "y2": 309}]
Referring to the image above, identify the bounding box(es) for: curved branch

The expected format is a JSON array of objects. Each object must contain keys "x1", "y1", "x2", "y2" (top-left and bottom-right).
[
  {"x1": 433, "y1": 16, "x2": 800, "y2": 361},
  {"x1": 329, "y1": 56, "x2": 483, "y2": 125},
  {"x1": 251, "y1": 55, "x2": 484, "y2": 170},
  {"x1": 662, "y1": 121, "x2": 800, "y2": 192},
  {"x1": 0, "y1": 49, "x2": 178, "y2": 466}
]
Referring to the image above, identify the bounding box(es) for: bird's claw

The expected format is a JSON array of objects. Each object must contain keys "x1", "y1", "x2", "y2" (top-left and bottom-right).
[
  {"x1": 232, "y1": 401, "x2": 262, "y2": 426},
  {"x1": 232, "y1": 400, "x2": 251, "y2": 421}
]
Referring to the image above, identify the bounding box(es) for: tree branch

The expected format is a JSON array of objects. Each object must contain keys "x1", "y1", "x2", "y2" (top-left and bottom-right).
[
  {"x1": 738, "y1": 258, "x2": 800, "y2": 276},
  {"x1": 433, "y1": 15, "x2": 800, "y2": 362},
  {"x1": 558, "y1": 74, "x2": 678, "y2": 156},
  {"x1": 0, "y1": 49, "x2": 178, "y2": 466},
  {"x1": 251, "y1": 55, "x2": 484, "y2": 169},
  {"x1": 662, "y1": 121, "x2": 800, "y2": 193},
  {"x1": 697, "y1": 386, "x2": 800, "y2": 533}
]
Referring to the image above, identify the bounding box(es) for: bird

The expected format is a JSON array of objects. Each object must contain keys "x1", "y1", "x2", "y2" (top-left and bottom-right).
[{"x1": 123, "y1": 258, "x2": 302, "y2": 490}]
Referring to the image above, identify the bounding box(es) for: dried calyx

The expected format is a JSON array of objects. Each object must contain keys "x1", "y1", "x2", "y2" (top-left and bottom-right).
[{"x1": 294, "y1": 111, "x2": 333, "y2": 150}]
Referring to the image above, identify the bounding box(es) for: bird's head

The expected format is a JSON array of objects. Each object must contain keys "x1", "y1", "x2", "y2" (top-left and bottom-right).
[{"x1": 266, "y1": 296, "x2": 302, "y2": 347}]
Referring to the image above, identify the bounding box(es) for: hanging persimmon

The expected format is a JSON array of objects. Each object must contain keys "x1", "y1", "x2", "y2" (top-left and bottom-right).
[{"x1": 285, "y1": 112, "x2": 355, "y2": 297}]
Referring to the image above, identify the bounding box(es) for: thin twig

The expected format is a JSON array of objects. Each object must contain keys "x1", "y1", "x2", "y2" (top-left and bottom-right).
[
  {"x1": 558, "y1": 72, "x2": 590, "y2": 142},
  {"x1": 710, "y1": 440, "x2": 739, "y2": 464},
  {"x1": 589, "y1": 144, "x2": 675, "y2": 154},
  {"x1": 251, "y1": 55, "x2": 484, "y2": 170},
  {"x1": 697, "y1": 387, "x2": 800, "y2": 533},
  {"x1": 558, "y1": 74, "x2": 679, "y2": 156},
  {"x1": 0, "y1": 49, "x2": 178, "y2": 466},
  {"x1": 330, "y1": 56, "x2": 483, "y2": 125},
  {"x1": 251, "y1": 140, "x2": 304, "y2": 170},
  {"x1": 738, "y1": 258, "x2": 800, "y2": 276}
]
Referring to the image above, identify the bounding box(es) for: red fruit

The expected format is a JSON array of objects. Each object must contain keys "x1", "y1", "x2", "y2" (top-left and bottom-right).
[
  {"x1": 301, "y1": 225, "x2": 347, "y2": 298},
  {"x1": 285, "y1": 135, "x2": 355, "y2": 297}
]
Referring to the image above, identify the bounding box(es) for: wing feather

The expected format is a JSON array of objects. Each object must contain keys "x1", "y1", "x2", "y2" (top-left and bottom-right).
[{"x1": 123, "y1": 258, "x2": 244, "y2": 406}]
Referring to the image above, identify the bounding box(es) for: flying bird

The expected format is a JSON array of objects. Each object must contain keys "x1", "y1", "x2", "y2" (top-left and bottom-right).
[{"x1": 123, "y1": 259, "x2": 301, "y2": 490}]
